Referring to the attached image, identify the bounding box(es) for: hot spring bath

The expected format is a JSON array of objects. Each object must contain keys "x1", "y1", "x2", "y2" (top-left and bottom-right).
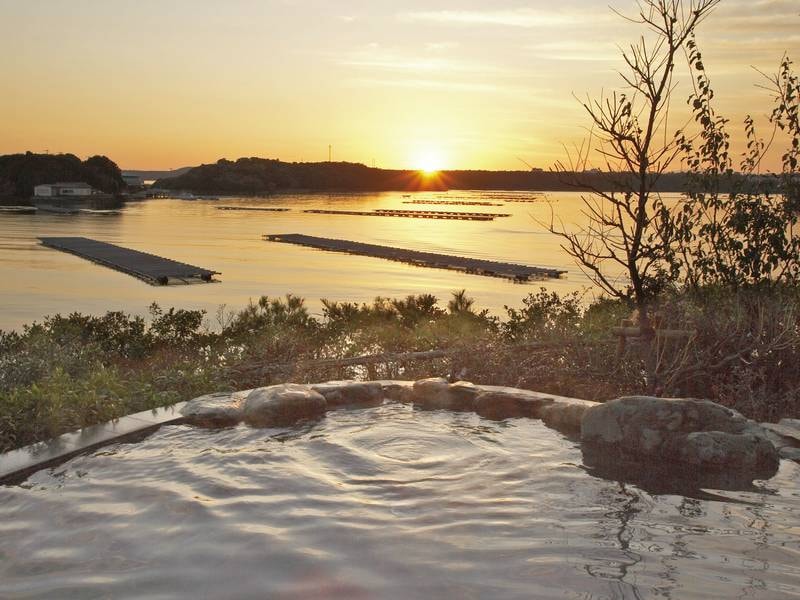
[{"x1": 1, "y1": 393, "x2": 798, "y2": 599}]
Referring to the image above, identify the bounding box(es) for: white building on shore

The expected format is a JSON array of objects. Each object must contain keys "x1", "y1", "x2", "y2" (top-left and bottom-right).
[
  {"x1": 121, "y1": 174, "x2": 144, "y2": 188},
  {"x1": 33, "y1": 182, "x2": 95, "y2": 197}
]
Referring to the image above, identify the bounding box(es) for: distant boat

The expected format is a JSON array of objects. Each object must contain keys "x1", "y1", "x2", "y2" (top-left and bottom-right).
[
  {"x1": 78, "y1": 208, "x2": 122, "y2": 215},
  {"x1": 172, "y1": 193, "x2": 220, "y2": 201},
  {"x1": 36, "y1": 204, "x2": 80, "y2": 214},
  {"x1": 0, "y1": 205, "x2": 37, "y2": 214},
  {"x1": 402, "y1": 194, "x2": 412, "y2": 198}
]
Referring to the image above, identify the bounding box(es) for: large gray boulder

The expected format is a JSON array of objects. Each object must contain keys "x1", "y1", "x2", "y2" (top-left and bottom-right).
[
  {"x1": 679, "y1": 431, "x2": 779, "y2": 472},
  {"x1": 581, "y1": 396, "x2": 780, "y2": 477},
  {"x1": 243, "y1": 384, "x2": 327, "y2": 427}
]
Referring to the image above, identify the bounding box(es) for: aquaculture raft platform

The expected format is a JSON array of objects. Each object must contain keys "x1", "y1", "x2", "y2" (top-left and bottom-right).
[
  {"x1": 374, "y1": 209, "x2": 510, "y2": 218},
  {"x1": 216, "y1": 206, "x2": 290, "y2": 212},
  {"x1": 39, "y1": 237, "x2": 219, "y2": 285},
  {"x1": 264, "y1": 234, "x2": 566, "y2": 281},
  {"x1": 402, "y1": 200, "x2": 504, "y2": 207},
  {"x1": 303, "y1": 209, "x2": 500, "y2": 221}
]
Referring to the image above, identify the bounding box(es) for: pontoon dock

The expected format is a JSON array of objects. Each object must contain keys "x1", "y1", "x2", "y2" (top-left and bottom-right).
[
  {"x1": 39, "y1": 237, "x2": 219, "y2": 285},
  {"x1": 263, "y1": 234, "x2": 565, "y2": 281}
]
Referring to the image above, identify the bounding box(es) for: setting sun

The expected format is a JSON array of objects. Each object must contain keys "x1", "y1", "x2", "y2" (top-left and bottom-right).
[{"x1": 413, "y1": 148, "x2": 446, "y2": 174}]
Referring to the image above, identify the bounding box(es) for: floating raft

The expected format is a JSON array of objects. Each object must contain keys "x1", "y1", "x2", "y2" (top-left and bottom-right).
[
  {"x1": 375, "y1": 208, "x2": 510, "y2": 218},
  {"x1": 499, "y1": 198, "x2": 550, "y2": 203},
  {"x1": 303, "y1": 209, "x2": 500, "y2": 221},
  {"x1": 402, "y1": 200, "x2": 505, "y2": 207},
  {"x1": 39, "y1": 237, "x2": 219, "y2": 286},
  {"x1": 217, "y1": 206, "x2": 290, "y2": 212},
  {"x1": 264, "y1": 234, "x2": 566, "y2": 281}
]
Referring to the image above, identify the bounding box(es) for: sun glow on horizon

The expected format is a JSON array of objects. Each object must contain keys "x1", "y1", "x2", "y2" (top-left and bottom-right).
[
  {"x1": 412, "y1": 147, "x2": 447, "y2": 174},
  {"x1": 0, "y1": 3, "x2": 793, "y2": 172}
]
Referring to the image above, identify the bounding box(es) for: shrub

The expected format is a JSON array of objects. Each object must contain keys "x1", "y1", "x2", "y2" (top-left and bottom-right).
[{"x1": 2, "y1": 287, "x2": 798, "y2": 452}]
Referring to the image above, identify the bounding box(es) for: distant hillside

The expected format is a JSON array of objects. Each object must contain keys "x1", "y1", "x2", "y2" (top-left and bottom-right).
[
  {"x1": 154, "y1": 157, "x2": 695, "y2": 194},
  {"x1": 0, "y1": 152, "x2": 125, "y2": 203},
  {"x1": 121, "y1": 167, "x2": 193, "y2": 181},
  {"x1": 154, "y1": 159, "x2": 444, "y2": 194}
]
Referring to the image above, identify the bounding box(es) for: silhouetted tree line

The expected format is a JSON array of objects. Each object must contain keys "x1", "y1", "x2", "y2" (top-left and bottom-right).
[{"x1": 152, "y1": 156, "x2": 751, "y2": 194}]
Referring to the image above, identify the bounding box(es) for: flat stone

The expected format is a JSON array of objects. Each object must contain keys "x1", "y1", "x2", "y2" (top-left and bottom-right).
[
  {"x1": 311, "y1": 381, "x2": 383, "y2": 407},
  {"x1": 104, "y1": 415, "x2": 166, "y2": 437},
  {"x1": 539, "y1": 398, "x2": 597, "y2": 434},
  {"x1": 474, "y1": 390, "x2": 554, "y2": 420},
  {"x1": 0, "y1": 414, "x2": 186, "y2": 486},
  {"x1": 378, "y1": 380, "x2": 415, "y2": 403},
  {"x1": 243, "y1": 384, "x2": 326, "y2": 427},
  {"x1": 446, "y1": 381, "x2": 483, "y2": 410},
  {"x1": 475, "y1": 385, "x2": 596, "y2": 431},
  {"x1": 759, "y1": 428, "x2": 792, "y2": 450},
  {"x1": 780, "y1": 446, "x2": 800, "y2": 461},
  {"x1": 0, "y1": 423, "x2": 112, "y2": 483},
  {"x1": 122, "y1": 402, "x2": 188, "y2": 425},
  {"x1": 411, "y1": 377, "x2": 449, "y2": 407},
  {"x1": 412, "y1": 378, "x2": 479, "y2": 411},
  {"x1": 762, "y1": 420, "x2": 800, "y2": 445},
  {"x1": 181, "y1": 392, "x2": 243, "y2": 426},
  {"x1": 476, "y1": 385, "x2": 550, "y2": 399}
]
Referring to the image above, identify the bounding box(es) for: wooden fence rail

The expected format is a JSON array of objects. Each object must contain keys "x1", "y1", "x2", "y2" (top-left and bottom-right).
[{"x1": 229, "y1": 349, "x2": 451, "y2": 378}]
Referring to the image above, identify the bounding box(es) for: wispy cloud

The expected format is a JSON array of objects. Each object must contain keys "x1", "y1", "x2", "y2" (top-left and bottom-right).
[
  {"x1": 399, "y1": 8, "x2": 585, "y2": 29},
  {"x1": 425, "y1": 41, "x2": 460, "y2": 52},
  {"x1": 715, "y1": 0, "x2": 799, "y2": 17},
  {"x1": 348, "y1": 77, "x2": 503, "y2": 94},
  {"x1": 340, "y1": 55, "x2": 469, "y2": 74},
  {"x1": 526, "y1": 41, "x2": 618, "y2": 63},
  {"x1": 702, "y1": 0, "x2": 799, "y2": 36},
  {"x1": 337, "y1": 44, "x2": 508, "y2": 76}
]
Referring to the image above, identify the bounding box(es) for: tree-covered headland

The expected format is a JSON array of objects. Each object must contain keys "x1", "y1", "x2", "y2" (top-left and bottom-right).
[{"x1": 0, "y1": 152, "x2": 125, "y2": 204}]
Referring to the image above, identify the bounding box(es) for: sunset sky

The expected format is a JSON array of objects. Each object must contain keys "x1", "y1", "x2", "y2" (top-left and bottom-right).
[{"x1": 0, "y1": 0, "x2": 797, "y2": 171}]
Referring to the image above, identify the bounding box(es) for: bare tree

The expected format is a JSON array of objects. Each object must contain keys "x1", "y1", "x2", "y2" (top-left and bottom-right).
[{"x1": 550, "y1": 0, "x2": 720, "y2": 331}]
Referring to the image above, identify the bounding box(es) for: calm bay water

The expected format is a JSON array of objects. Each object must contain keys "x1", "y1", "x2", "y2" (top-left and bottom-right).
[
  {"x1": 1, "y1": 403, "x2": 798, "y2": 599},
  {"x1": 0, "y1": 191, "x2": 624, "y2": 332}
]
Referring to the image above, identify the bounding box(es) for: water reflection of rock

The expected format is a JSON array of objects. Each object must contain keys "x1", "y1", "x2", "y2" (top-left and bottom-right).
[
  {"x1": 581, "y1": 447, "x2": 777, "y2": 497},
  {"x1": 581, "y1": 472, "x2": 784, "y2": 600},
  {"x1": 584, "y1": 482, "x2": 648, "y2": 599}
]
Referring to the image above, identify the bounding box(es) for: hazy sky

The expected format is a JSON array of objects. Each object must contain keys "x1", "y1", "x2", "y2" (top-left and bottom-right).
[{"x1": 0, "y1": 0, "x2": 797, "y2": 170}]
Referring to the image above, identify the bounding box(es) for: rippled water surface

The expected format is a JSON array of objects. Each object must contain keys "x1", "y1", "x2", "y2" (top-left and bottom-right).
[
  {"x1": 0, "y1": 190, "x2": 642, "y2": 330},
  {"x1": 1, "y1": 403, "x2": 799, "y2": 599}
]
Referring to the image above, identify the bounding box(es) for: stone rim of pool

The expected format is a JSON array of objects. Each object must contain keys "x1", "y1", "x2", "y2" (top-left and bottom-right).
[{"x1": 3, "y1": 378, "x2": 798, "y2": 490}]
